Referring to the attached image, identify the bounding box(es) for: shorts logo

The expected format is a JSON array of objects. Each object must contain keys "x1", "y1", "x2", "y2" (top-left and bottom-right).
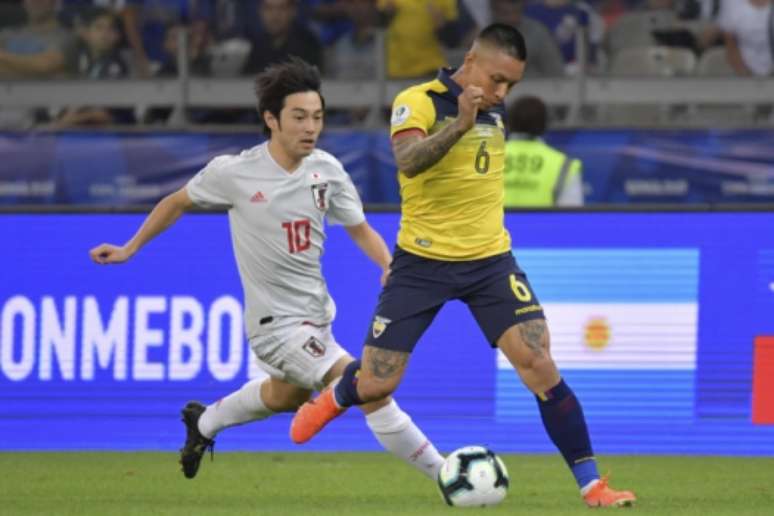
[
  {"x1": 372, "y1": 316, "x2": 391, "y2": 339},
  {"x1": 302, "y1": 336, "x2": 326, "y2": 358},
  {"x1": 311, "y1": 182, "x2": 329, "y2": 211},
  {"x1": 391, "y1": 105, "x2": 410, "y2": 126}
]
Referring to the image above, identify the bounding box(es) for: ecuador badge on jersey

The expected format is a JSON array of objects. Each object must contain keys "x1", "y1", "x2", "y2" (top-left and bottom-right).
[{"x1": 372, "y1": 315, "x2": 392, "y2": 338}]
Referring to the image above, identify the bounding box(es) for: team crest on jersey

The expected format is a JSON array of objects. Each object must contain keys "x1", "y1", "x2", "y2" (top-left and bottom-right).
[
  {"x1": 391, "y1": 105, "x2": 410, "y2": 126},
  {"x1": 302, "y1": 336, "x2": 327, "y2": 358},
  {"x1": 372, "y1": 316, "x2": 391, "y2": 339},
  {"x1": 311, "y1": 182, "x2": 329, "y2": 210}
]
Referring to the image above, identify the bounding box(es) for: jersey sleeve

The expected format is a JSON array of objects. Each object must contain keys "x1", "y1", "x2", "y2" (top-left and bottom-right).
[
  {"x1": 327, "y1": 172, "x2": 366, "y2": 227},
  {"x1": 389, "y1": 87, "x2": 436, "y2": 138},
  {"x1": 186, "y1": 157, "x2": 234, "y2": 209}
]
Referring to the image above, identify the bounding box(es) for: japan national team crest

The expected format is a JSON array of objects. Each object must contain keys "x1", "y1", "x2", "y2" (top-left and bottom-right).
[
  {"x1": 311, "y1": 182, "x2": 329, "y2": 210},
  {"x1": 372, "y1": 315, "x2": 392, "y2": 339},
  {"x1": 302, "y1": 336, "x2": 327, "y2": 358}
]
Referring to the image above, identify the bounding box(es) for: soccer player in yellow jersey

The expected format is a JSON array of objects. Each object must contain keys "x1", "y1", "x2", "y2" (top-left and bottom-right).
[{"x1": 292, "y1": 24, "x2": 636, "y2": 508}]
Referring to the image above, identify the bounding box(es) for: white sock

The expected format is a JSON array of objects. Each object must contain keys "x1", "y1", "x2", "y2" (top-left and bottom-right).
[
  {"x1": 365, "y1": 400, "x2": 445, "y2": 480},
  {"x1": 197, "y1": 378, "x2": 274, "y2": 439}
]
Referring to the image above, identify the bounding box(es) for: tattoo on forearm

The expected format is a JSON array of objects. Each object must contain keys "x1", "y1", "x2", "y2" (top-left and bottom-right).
[
  {"x1": 519, "y1": 320, "x2": 546, "y2": 356},
  {"x1": 395, "y1": 124, "x2": 465, "y2": 176},
  {"x1": 366, "y1": 348, "x2": 409, "y2": 380}
]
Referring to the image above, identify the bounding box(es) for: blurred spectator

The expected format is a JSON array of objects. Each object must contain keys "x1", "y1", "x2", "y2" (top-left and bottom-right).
[
  {"x1": 376, "y1": 0, "x2": 473, "y2": 78},
  {"x1": 675, "y1": 0, "x2": 722, "y2": 20},
  {"x1": 209, "y1": 0, "x2": 255, "y2": 41},
  {"x1": 524, "y1": 0, "x2": 605, "y2": 73},
  {"x1": 590, "y1": 0, "x2": 629, "y2": 28},
  {"x1": 504, "y1": 95, "x2": 583, "y2": 207},
  {"x1": 0, "y1": 0, "x2": 26, "y2": 30},
  {"x1": 325, "y1": 0, "x2": 380, "y2": 80},
  {"x1": 461, "y1": 0, "x2": 489, "y2": 29},
  {"x1": 307, "y1": 0, "x2": 365, "y2": 45},
  {"x1": 719, "y1": 0, "x2": 773, "y2": 76},
  {"x1": 0, "y1": 0, "x2": 74, "y2": 128},
  {"x1": 54, "y1": 7, "x2": 135, "y2": 127},
  {"x1": 58, "y1": 0, "x2": 129, "y2": 28},
  {"x1": 489, "y1": 0, "x2": 566, "y2": 76},
  {"x1": 242, "y1": 0, "x2": 323, "y2": 75},
  {"x1": 121, "y1": 0, "x2": 212, "y2": 77},
  {"x1": 155, "y1": 22, "x2": 210, "y2": 76},
  {"x1": 0, "y1": 0, "x2": 73, "y2": 79}
]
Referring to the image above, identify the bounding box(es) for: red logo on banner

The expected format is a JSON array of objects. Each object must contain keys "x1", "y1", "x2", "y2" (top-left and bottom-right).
[{"x1": 752, "y1": 336, "x2": 774, "y2": 425}]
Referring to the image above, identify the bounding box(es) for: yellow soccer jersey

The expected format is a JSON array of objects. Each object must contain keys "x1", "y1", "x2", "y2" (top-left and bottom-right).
[{"x1": 390, "y1": 68, "x2": 512, "y2": 261}]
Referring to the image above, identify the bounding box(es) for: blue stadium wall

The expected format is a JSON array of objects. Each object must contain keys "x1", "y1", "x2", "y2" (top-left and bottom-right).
[
  {"x1": 2, "y1": 129, "x2": 774, "y2": 204},
  {"x1": 1, "y1": 211, "x2": 774, "y2": 455}
]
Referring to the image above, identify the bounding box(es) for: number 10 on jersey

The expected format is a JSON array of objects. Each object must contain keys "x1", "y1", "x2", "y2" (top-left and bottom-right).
[{"x1": 282, "y1": 219, "x2": 311, "y2": 254}]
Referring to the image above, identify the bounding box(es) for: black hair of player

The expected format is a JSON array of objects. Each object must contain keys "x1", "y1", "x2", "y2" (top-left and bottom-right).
[
  {"x1": 254, "y1": 57, "x2": 326, "y2": 135},
  {"x1": 507, "y1": 95, "x2": 548, "y2": 138},
  {"x1": 476, "y1": 23, "x2": 528, "y2": 62},
  {"x1": 79, "y1": 6, "x2": 117, "y2": 28}
]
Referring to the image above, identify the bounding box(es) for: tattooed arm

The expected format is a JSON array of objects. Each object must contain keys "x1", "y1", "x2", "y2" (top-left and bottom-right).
[
  {"x1": 393, "y1": 125, "x2": 467, "y2": 178},
  {"x1": 393, "y1": 84, "x2": 484, "y2": 178}
]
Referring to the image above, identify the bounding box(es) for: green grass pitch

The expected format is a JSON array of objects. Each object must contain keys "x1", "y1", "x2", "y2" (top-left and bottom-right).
[{"x1": 1, "y1": 453, "x2": 772, "y2": 515}]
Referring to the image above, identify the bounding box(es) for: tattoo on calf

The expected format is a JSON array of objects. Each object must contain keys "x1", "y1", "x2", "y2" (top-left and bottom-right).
[
  {"x1": 367, "y1": 348, "x2": 409, "y2": 380},
  {"x1": 519, "y1": 320, "x2": 546, "y2": 356}
]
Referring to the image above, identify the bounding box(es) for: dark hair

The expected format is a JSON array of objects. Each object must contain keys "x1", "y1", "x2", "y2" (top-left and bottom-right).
[
  {"x1": 477, "y1": 23, "x2": 527, "y2": 61},
  {"x1": 253, "y1": 57, "x2": 325, "y2": 135},
  {"x1": 79, "y1": 6, "x2": 116, "y2": 28},
  {"x1": 507, "y1": 95, "x2": 548, "y2": 137}
]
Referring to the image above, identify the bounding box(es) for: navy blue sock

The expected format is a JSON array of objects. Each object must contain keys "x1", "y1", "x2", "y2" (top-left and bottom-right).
[
  {"x1": 333, "y1": 360, "x2": 364, "y2": 407},
  {"x1": 535, "y1": 378, "x2": 599, "y2": 489}
]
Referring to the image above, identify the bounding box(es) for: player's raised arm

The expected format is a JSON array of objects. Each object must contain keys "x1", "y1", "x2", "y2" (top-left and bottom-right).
[
  {"x1": 89, "y1": 187, "x2": 194, "y2": 264},
  {"x1": 392, "y1": 84, "x2": 483, "y2": 178},
  {"x1": 344, "y1": 221, "x2": 392, "y2": 286}
]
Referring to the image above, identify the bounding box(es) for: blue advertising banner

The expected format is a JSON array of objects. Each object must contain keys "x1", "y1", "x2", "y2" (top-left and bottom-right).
[
  {"x1": 2, "y1": 129, "x2": 774, "y2": 205},
  {"x1": 1, "y1": 211, "x2": 774, "y2": 454}
]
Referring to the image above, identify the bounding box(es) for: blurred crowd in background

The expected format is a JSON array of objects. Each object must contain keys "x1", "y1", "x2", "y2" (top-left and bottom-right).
[{"x1": 0, "y1": 0, "x2": 772, "y2": 127}]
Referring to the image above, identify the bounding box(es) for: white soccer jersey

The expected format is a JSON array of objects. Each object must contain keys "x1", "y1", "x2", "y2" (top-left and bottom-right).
[{"x1": 186, "y1": 142, "x2": 366, "y2": 339}]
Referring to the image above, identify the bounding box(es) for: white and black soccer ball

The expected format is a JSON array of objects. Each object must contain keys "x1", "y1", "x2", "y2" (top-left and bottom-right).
[{"x1": 437, "y1": 446, "x2": 510, "y2": 507}]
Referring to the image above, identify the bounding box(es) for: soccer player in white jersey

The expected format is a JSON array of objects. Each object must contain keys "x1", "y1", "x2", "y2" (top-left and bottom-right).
[{"x1": 89, "y1": 58, "x2": 445, "y2": 481}]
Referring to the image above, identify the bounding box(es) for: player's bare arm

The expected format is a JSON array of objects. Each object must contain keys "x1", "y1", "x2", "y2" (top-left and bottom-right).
[
  {"x1": 344, "y1": 222, "x2": 392, "y2": 285},
  {"x1": 393, "y1": 85, "x2": 484, "y2": 178},
  {"x1": 89, "y1": 187, "x2": 194, "y2": 264}
]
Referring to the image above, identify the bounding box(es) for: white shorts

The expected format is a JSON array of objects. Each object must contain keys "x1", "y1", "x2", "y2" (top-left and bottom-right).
[{"x1": 249, "y1": 322, "x2": 349, "y2": 392}]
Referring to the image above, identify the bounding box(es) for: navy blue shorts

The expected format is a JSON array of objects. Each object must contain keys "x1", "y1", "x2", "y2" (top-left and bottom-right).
[{"x1": 365, "y1": 247, "x2": 545, "y2": 353}]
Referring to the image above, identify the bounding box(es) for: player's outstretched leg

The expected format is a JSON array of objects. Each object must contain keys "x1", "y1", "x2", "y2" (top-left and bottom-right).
[
  {"x1": 179, "y1": 401, "x2": 215, "y2": 479},
  {"x1": 499, "y1": 320, "x2": 636, "y2": 507},
  {"x1": 291, "y1": 358, "x2": 364, "y2": 444},
  {"x1": 290, "y1": 385, "x2": 345, "y2": 444}
]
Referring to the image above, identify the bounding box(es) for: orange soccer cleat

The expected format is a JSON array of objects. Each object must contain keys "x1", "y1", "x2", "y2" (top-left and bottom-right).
[
  {"x1": 290, "y1": 388, "x2": 345, "y2": 444},
  {"x1": 583, "y1": 475, "x2": 636, "y2": 508}
]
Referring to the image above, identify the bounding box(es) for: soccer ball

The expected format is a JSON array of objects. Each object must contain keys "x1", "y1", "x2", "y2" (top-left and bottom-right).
[{"x1": 437, "y1": 446, "x2": 510, "y2": 507}]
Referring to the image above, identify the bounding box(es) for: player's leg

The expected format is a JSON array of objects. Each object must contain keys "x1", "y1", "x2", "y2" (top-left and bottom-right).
[
  {"x1": 497, "y1": 322, "x2": 635, "y2": 507},
  {"x1": 322, "y1": 356, "x2": 445, "y2": 479},
  {"x1": 464, "y1": 254, "x2": 635, "y2": 507},
  {"x1": 180, "y1": 376, "x2": 310, "y2": 479},
  {"x1": 180, "y1": 323, "x2": 329, "y2": 479},
  {"x1": 291, "y1": 248, "x2": 450, "y2": 443}
]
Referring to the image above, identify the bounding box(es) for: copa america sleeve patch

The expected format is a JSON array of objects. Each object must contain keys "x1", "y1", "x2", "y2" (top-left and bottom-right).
[{"x1": 391, "y1": 105, "x2": 411, "y2": 126}]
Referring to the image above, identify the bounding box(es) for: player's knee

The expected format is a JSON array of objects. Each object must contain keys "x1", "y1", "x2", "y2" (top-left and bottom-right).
[
  {"x1": 263, "y1": 382, "x2": 311, "y2": 412},
  {"x1": 357, "y1": 379, "x2": 397, "y2": 403}
]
